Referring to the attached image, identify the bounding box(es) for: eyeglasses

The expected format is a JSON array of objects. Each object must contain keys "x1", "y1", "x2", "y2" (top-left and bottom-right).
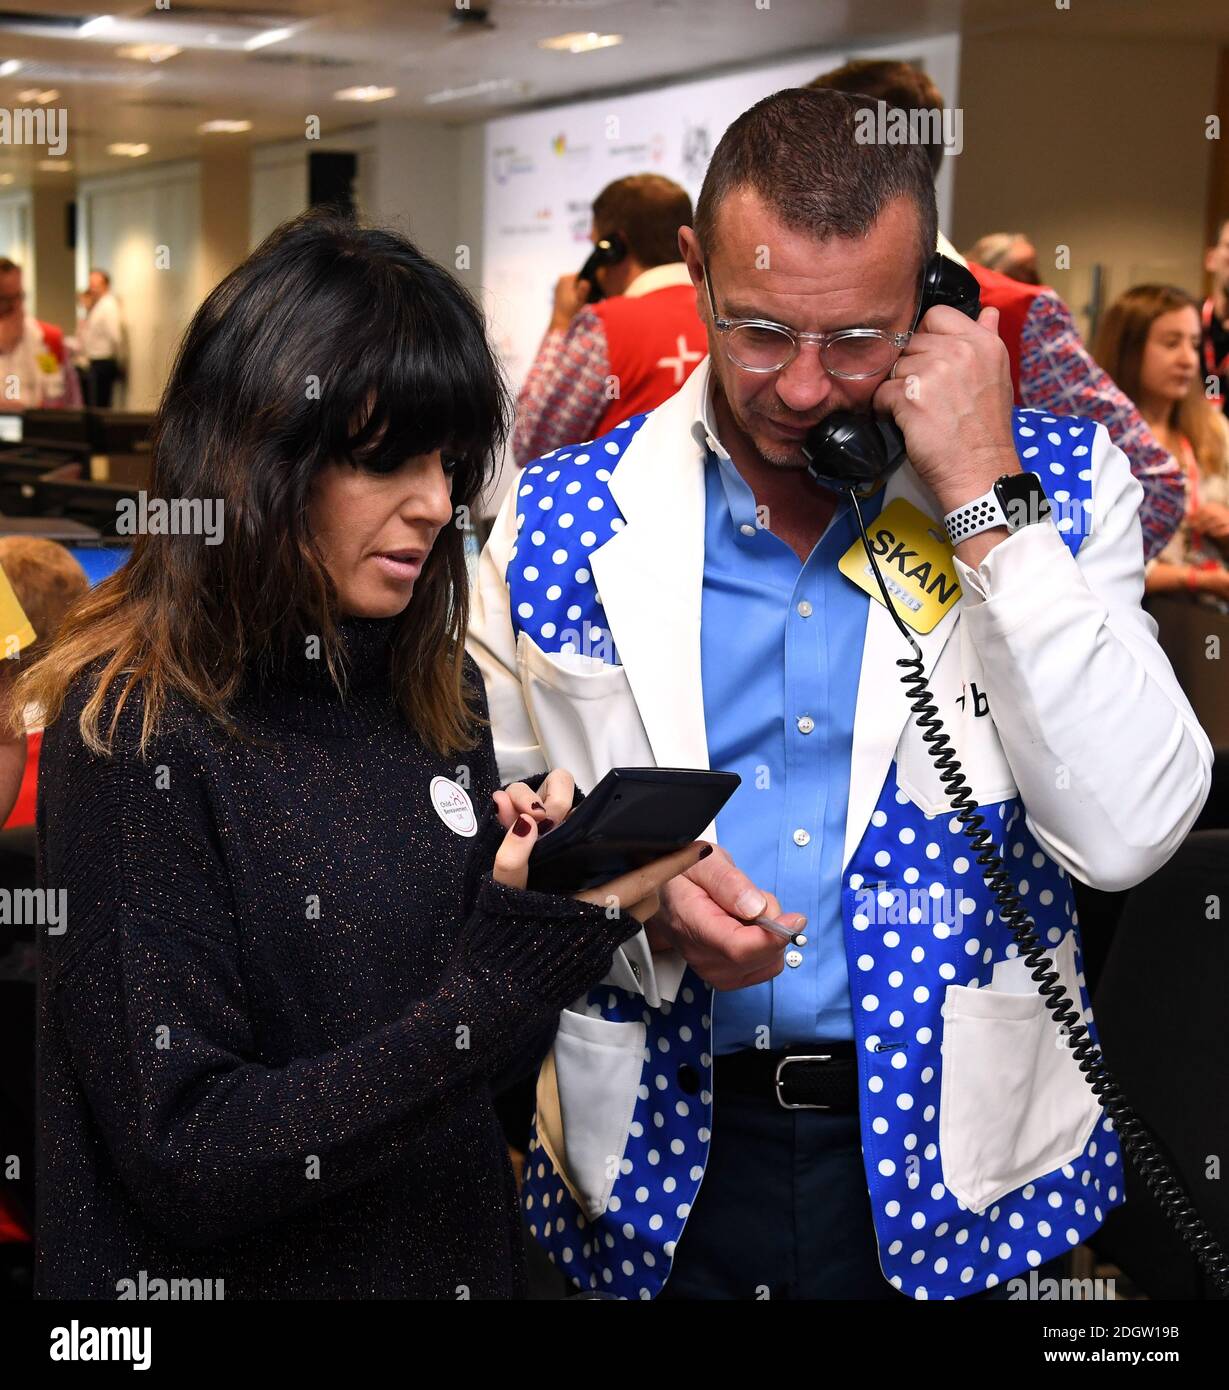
[{"x1": 702, "y1": 264, "x2": 915, "y2": 379}]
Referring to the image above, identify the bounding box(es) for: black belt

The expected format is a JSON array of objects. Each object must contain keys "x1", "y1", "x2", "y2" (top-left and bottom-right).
[{"x1": 713, "y1": 1044, "x2": 860, "y2": 1112}]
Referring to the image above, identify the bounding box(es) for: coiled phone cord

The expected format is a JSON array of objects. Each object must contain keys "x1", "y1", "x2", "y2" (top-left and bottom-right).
[{"x1": 846, "y1": 489, "x2": 1229, "y2": 1295}]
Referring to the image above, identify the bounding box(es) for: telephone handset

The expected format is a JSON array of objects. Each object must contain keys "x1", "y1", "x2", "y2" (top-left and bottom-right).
[
  {"x1": 576, "y1": 231, "x2": 628, "y2": 305},
  {"x1": 820, "y1": 258, "x2": 1229, "y2": 1291},
  {"x1": 802, "y1": 253, "x2": 982, "y2": 496}
]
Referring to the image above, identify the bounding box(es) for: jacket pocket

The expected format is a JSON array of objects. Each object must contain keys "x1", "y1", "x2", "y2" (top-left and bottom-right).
[
  {"x1": 516, "y1": 632, "x2": 653, "y2": 794},
  {"x1": 535, "y1": 1009, "x2": 646, "y2": 1220},
  {"x1": 938, "y1": 930, "x2": 1101, "y2": 1213},
  {"x1": 894, "y1": 632, "x2": 1018, "y2": 817}
]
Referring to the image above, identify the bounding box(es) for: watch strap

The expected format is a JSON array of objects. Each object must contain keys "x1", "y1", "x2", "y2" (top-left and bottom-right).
[{"x1": 943, "y1": 486, "x2": 1010, "y2": 546}]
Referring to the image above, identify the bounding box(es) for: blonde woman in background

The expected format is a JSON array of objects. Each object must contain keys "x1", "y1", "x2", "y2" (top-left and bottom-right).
[{"x1": 1096, "y1": 284, "x2": 1229, "y2": 607}]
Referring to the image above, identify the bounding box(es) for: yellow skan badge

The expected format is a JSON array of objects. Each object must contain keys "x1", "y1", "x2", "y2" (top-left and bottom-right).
[{"x1": 838, "y1": 497, "x2": 961, "y2": 634}]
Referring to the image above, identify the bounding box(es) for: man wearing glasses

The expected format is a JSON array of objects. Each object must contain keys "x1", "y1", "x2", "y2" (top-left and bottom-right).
[{"x1": 469, "y1": 88, "x2": 1209, "y2": 1299}]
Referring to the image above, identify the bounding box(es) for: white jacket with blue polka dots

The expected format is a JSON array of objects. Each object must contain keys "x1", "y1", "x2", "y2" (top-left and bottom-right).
[{"x1": 467, "y1": 358, "x2": 1211, "y2": 1300}]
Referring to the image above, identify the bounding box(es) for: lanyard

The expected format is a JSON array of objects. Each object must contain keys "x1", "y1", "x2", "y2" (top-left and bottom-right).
[
  {"x1": 1202, "y1": 297, "x2": 1229, "y2": 395},
  {"x1": 1180, "y1": 438, "x2": 1201, "y2": 515}
]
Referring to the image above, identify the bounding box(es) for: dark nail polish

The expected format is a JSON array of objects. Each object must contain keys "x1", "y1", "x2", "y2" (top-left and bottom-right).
[
  {"x1": 513, "y1": 815, "x2": 533, "y2": 837},
  {"x1": 538, "y1": 818, "x2": 556, "y2": 833},
  {"x1": 531, "y1": 801, "x2": 545, "y2": 811},
  {"x1": 698, "y1": 844, "x2": 713, "y2": 859}
]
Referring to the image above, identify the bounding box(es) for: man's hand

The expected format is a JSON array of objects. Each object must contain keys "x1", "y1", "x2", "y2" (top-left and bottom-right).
[
  {"x1": 873, "y1": 303, "x2": 1019, "y2": 521},
  {"x1": 549, "y1": 273, "x2": 591, "y2": 333},
  {"x1": 644, "y1": 844, "x2": 803, "y2": 991}
]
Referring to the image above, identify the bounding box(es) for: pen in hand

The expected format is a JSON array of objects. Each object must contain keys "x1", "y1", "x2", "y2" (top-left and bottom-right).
[{"x1": 744, "y1": 913, "x2": 807, "y2": 947}]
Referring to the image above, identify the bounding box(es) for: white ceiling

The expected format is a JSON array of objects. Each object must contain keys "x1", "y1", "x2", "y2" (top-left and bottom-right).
[{"x1": 0, "y1": 0, "x2": 1220, "y2": 182}]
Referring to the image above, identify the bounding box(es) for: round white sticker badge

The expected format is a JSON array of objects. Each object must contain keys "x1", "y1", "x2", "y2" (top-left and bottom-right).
[{"x1": 430, "y1": 776, "x2": 478, "y2": 837}]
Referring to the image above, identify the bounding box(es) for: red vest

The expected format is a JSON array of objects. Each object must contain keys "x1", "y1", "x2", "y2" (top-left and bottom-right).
[
  {"x1": 36, "y1": 319, "x2": 65, "y2": 363},
  {"x1": 3, "y1": 728, "x2": 38, "y2": 829},
  {"x1": 966, "y1": 261, "x2": 1042, "y2": 404},
  {"x1": 591, "y1": 281, "x2": 706, "y2": 434}
]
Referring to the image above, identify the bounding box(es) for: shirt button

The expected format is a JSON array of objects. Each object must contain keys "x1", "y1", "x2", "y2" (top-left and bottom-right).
[
  {"x1": 796, "y1": 600, "x2": 813, "y2": 617},
  {"x1": 793, "y1": 828, "x2": 811, "y2": 847},
  {"x1": 739, "y1": 523, "x2": 757, "y2": 538},
  {"x1": 796, "y1": 715, "x2": 815, "y2": 735},
  {"x1": 785, "y1": 949, "x2": 804, "y2": 968}
]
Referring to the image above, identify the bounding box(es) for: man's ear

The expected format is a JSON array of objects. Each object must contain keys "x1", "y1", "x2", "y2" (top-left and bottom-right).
[{"x1": 678, "y1": 226, "x2": 704, "y2": 290}]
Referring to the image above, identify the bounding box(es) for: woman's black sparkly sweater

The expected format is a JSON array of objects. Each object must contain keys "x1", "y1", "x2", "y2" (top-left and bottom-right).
[{"x1": 35, "y1": 619, "x2": 634, "y2": 1299}]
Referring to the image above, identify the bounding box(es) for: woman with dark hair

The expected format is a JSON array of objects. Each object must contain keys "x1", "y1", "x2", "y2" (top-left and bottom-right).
[{"x1": 24, "y1": 210, "x2": 703, "y2": 1299}]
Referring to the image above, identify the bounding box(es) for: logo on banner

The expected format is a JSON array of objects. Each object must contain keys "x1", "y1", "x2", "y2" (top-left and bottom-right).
[
  {"x1": 551, "y1": 132, "x2": 591, "y2": 163},
  {"x1": 493, "y1": 145, "x2": 536, "y2": 184},
  {"x1": 681, "y1": 122, "x2": 711, "y2": 182}
]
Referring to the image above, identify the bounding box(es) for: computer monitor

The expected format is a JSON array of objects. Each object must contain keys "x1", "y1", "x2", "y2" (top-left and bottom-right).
[
  {"x1": 67, "y1": 543, "x2": 131, "y2": 585},
  {"x1": 0, "y1": 448, "x2": 88, "y2": 517},
  {"x1": 0, "y1": 445, "x2": 90, "y2": 476},
  {"x1": 24, "y1": 477, "x2": 140, "y2": 534},
  {"x1": 21, "y1": 409, "x2": 91, "y2": 447},
  {"x1": 95, "y1": 411, "x2": 154, "y2": 456}
]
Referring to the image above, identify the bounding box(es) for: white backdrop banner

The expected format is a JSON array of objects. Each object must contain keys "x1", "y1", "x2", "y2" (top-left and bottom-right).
[{"x1": 480, "y1": 33, "x2": 960, "y2": 396}]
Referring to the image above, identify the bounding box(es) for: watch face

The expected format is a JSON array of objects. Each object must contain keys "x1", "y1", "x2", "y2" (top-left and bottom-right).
[{"x1": 995, "y1": 472, "x2": 1052, "y2": 531}]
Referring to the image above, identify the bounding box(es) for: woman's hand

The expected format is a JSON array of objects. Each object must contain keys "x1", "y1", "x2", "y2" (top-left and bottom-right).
[
  {"x1": 1190, "y1": 501, "x2": 1229, "y2": 544},
  {"x1": 490, "y1": 766, "x2": 713, "y2": 923},
  {"x1": 493, "y1": 810, "x2": 710, "y2": 926},
  {"x1": 491, "y1": 768, "x2": 575, "y2": 838},
  {"x1": 572, "y1": 841, "x2": 713, "y2": 926}
]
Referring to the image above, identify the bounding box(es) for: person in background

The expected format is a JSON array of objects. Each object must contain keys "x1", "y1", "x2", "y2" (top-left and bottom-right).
[
  {"x1": 809, "y1": 58, "x2": 1186, "y2": 562},
  {"x1": 32, "y1": 318, "x2": 83, "y2": 409},
  {"x1": 0, "y1": 259, "x2": 70, "y2": 411},
  {"x1": 512, "y1": 173, "x2": 706, "y2": 464},
  {"x1": 0, "y1": 559, "x2": 35, "y2": 821},
  {"x1": 0, "y1": 537, "x2": 89, "y2": 829},
  {"x1": 1096, "y1": 284, "x2": 1229, "y2": 607},
  {"x1": 78, "y1": 268, "x2": 123, "y2": 408},
  {"x1": 963, "y1": 231, "x2": 1042, "y2": 285},
  {"x1": 0, "y1": 559, "x2": 37, "y2": 1273},
  {"x1": 1202, "y1": 215, "x2": 1229, "y2": 418}
]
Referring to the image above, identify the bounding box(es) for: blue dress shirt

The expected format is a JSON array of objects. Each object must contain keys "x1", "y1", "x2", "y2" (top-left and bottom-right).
[{"x1": 699, "y1": 439, "x2": 884, "y2": 1054}]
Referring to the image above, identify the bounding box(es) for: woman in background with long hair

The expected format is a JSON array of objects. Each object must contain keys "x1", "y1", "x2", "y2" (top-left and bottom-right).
[{"x1": 1096, "y1": 283, "x2": 1229, "y2": 606}]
